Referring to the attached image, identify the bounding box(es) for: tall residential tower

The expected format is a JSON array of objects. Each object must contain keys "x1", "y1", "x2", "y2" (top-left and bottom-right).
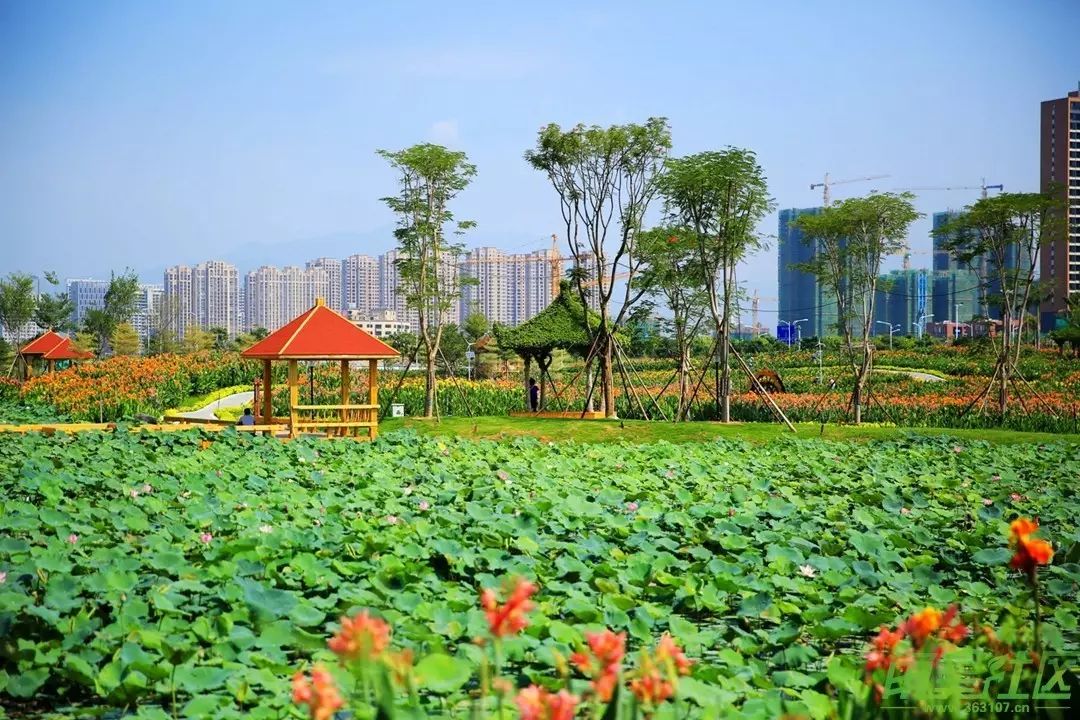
[{"x1": 1040, "y1": 88, "x2": 1080, "y2": 330}]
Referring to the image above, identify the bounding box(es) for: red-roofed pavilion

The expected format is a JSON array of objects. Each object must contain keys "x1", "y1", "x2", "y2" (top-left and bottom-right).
[
  {"x1": 241, "y1": 298, "x2": 399, "y2": 438},
  {"x1": 21, "y1": 331, "x2": 93, "y2": 378}
]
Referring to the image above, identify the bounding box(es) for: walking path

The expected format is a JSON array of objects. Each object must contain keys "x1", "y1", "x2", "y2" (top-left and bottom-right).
[
  {"x1": 878, "y1": 369, "x2": 944, "y2": 382},
  {"x1": 176, "y1": 391, "x2": 254, "y2": 419}
]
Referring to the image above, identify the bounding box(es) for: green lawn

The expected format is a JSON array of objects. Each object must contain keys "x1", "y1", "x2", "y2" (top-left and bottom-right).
[{"x1": 380, "y1": 415, "x2": 1080, "y2": 445}]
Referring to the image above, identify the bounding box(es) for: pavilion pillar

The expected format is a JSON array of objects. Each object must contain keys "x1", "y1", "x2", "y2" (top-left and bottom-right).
[
  {"x1": 340, "y1": 360, "x2": 350, "y2": 437},
  {"x1": 262, "y1": 359, "x2": 273, "y2": 427},
  {"x1": 368, "y1": 359, "x2": 378, "y2": 439},
  {"x1": 48, "y1": 360, "x2": 55, "y2": 374},
  {"x1": 288, "y1": 360, "x2": 299, "y2": 438}
]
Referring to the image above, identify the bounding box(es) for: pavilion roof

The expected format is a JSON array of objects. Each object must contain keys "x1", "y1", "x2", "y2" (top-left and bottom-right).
[
  {"x1": 241, "y1": 299, "x2": 400, "y2": 360},
  {"x1": 43, "y1": 338, "x2": 93, "y2": 361},
  {"x1": 21, "y1": 330, "x2": 69, "y2": 357}
]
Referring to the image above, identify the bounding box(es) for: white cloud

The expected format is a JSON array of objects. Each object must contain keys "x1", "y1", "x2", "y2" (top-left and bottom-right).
[{"x1": 428, "y1": 120, "x2": 460, "y2": 146}]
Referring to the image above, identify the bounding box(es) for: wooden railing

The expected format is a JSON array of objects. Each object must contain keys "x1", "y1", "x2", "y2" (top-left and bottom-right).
[{"x1": 290, "y1": 403, "x2": 379, "y2": 439}]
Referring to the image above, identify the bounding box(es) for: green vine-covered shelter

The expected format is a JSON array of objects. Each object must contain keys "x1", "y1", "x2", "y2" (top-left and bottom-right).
[{"x1": 494, "y1": 280, "x2": 608, "y2": 411}]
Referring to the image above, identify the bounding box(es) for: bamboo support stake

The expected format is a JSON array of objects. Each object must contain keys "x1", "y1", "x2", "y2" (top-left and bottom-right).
[
  {"x1": 288, "y1": 360, "x2": 299, "y2": 439},
  {"x1": 340, "y1": 360, "x2": 350, "y2": 437},
  {"x1": 368, "y1": 359, "x2": 378, "y2": 440}
]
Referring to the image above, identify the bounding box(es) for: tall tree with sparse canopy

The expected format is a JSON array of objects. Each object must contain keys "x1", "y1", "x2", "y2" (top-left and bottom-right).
[
  {"x1": 795, "y1": 193, "x2": 920, "y2": 424},
  {"x1": 635, "y1": 227, "x2": 709, "y2": 420},
  {"x1": 656, "y1": 149, "x2": 772, "y2": 421},
  {"x1": 936, "y1": 192, "x2": 1062, "y2": 416},
  {"x1": 378, "y1": 144, "x2": 476, "y2": 417},
  {"x1": 84, "y1": 270, "x2": 139, "y2": 355},
  {"x1": 526, "y1": 118, "x2": 671, "y2": 417},
  {"x1": 33, "y1": 271, "x2": 75, "y2": 332},
  {"x1": 0, "y1": 273, "x2": 37, "y2": 375}
]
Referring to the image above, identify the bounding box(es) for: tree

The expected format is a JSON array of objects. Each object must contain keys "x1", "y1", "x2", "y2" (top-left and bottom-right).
[
  {"x1": 250, "y1": 327, "x2": 269, "y2": 341},
  {"x1": 32, "y1": 271, "x2": 75, "y2": 332},
  {"x1": 385, "y1": 331, "x2": 419, "y2": 363},
  {"x1": 462, "y1": 312, "x2": 490, "y2": 343},
  {"x1": 378, "y1": 143, "x2": 476, "y2": 417},
  {"x1": 655, "y1": 150, "x2": 772, "y2": 421},
  {"x1": 145, "y1": 294, "x2": 182, "y2": 355},
  {"x1": 795, "y1": 193, "x2": 920, "y2": 423},
  {"x1": 110, "y1": 323, "x2": 140, "y2": 355},
  {"x1": 209, "y1": 327, "x2": 229, "y2": 350},
  {"x1": 635, "y1": 227, "x2": 709, "y2": 420},
  {"x1": 182, "y1": 327, "x2": 215, "y2": 353},
  {"x1": 0, "y1": 273, "x2": 37, "y2": 374},
  {"x1": 526, "y1": 118, "x2": 671, "y2": 417},
  {"x1": 936, "y1": 192, "x2": 1063, "y2": 415},
  {"x1": 84, "y1": 270, "x2": 140, "y2": 354},
  {"x1": 438, "y1": 324, "x2": 468, "y2": 374},
  {"x1": 72, "y1": 331, "x2": 97, "y2": 356}
]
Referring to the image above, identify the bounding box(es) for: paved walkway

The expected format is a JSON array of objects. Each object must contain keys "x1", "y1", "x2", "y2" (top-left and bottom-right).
[
  {"x1": 176, "y1": 391, "x2": 255, "y2": 420},
  {"x1": 878, "y1": 369, "x2": 944, "y2": 383}
]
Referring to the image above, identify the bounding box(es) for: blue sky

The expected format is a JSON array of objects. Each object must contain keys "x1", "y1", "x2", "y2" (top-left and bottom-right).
[{"x1": 1, "y1": 0, "x2": 1076, "y2": 317}]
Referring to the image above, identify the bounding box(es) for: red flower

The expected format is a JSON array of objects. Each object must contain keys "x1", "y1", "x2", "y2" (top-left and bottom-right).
[
  {"x1": 570, "y1": 629, "x2": 626, "y2": 701},
  {"x1": 292, "y1": 665, "x2": 344, "y2": 720},
  {"x1": 629, "y1": 666, "x2": 675, "y2": 706},
  {"x1": 902, "y1": 607, "x2": 942, "y2": 647},
  {"x1": 864, "y1": 625, "x2": 905, "y2": 672},
  {"x1": 480, "y1": 577, "x2": 537, "y2": 637},
  {"x1": 655, "y1": 633, "x2": 692, "y2": 676},
  {"x1": 1007, "y1": 517, "x2": 1053, "y2": 575},
  {"x1": 327, "y1": 611, "x2": 391, "y2": 662},
  {"x1": 514, "y1": 685, "x2": 579, "y2": 720}
]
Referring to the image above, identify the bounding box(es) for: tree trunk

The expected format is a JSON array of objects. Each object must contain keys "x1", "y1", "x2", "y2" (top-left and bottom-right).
[
  {"x1": 600, "y1": 334, "x2": 616, "y2": 418},
  {"x1": 424, "y1": 352, "x2": 437, "y2": 417},
  {"x1": 719, "y1": 331, "x2": 731, "y2": 423},
  {"x1": 677, "y1": 344, "x2": 689, "y2": 422},
  {"x1": 523, "y1": 355, "x2": 532, "y2": 410}
]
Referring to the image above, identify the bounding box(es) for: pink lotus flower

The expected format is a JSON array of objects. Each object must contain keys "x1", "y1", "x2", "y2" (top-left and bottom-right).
[
  {"x1": 129, "y1": 489, "x2": 139, "y2": 498},
  {"x1": 665, "y1": 469, "x2": 675, "y2": 479},
  {"x1": 982, "y1": 498, "x2": 993, "y2": 506},
  {"x1": 953, "y1": 446, "x2": 963, "y2": 454},
  {"x1": 259, "y1": 525, "x2": 273, "y2": 534},
  {"x1": 418, "y1": 500, "x2": 430, "y2": 511},
  {"x1": 799, "y1": 565, "x2": 816, "y2": 578},
  {"x1": 1010, "y1": 493, "x2": 1023, "y2": 502},
  {"x1": 625, "y1": 501, "x2": 639, "y2": 513},
  {"x1": 199, "y1": 533, "x2": 213, "y2": 544},
  {"x1": 497, "y1": 470, "x2": 509, "y2": 481},
  {"x1": 991, "y1": 474, "x2": 1001, "y2": 482},
  {"x1": 67, "y1": 534, "x2": 78, "y2": 544},
  {"x1": 900, "y1": 507, "x2": 911, "y2": 515},
  {"x1": 386, "y1": 515, "x2": 399, "y2": 525},
  {"x1": 141, "y1": 483, "x2": 153, "y2": 494},
  {"x1": 0, "y1": 571, "x2": 7, "y2": 584}
]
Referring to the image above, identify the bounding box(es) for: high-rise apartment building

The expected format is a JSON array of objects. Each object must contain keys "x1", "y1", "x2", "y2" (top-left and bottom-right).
[
  {"x1": 243, "y1": 264, "x2": 333, "y2": 333},
  {"x1": 777, "y1": 207, "x2": 838, "y2": 338},
  {"x1": 66, "y1": 279, "x2": 109, "y2": 328},
  {"x1": 192, "y1": 261, "x2": 240, "y2": 337},
  {"x1": 132, "y1": 284, "x2": 164, "y2": 344},
  {"x1": 1040, "y1": 88, "x2": 1080, "y2": 331},
  {"x1": 306, "y1": 258, "x2": 343, "y2": 313},
  {"x1": 459, "y1": 247, "x2": 558, "y2": 325},
  {"x1": 874, "y1": 269, "x2": 928, "y2": 336},
  {"x1": 163, "y1": 265, "x2": 193, "y2": 338},
  {"x1": 343, "y1": 254, "x2": 379, "y2": 314}
]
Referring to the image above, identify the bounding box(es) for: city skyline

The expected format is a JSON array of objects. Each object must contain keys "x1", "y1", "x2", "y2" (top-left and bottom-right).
[{"x1": 2, "y1": 1, "x2": 1076, "y2": 320}]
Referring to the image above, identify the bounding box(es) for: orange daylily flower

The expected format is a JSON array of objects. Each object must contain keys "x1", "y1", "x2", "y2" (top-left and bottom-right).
[
  {"x1": 480, "y1": 577, "x2": 537, "y2": 637},
  {"x1": 514, "y1": 685, "x2": 579, "y2": 720},
  {"x1": 327, "y1": 610, "x2": 391, "y2": 661},
  {"x1": 292, "y1": 665, "x2": 344, "y2": 720}
]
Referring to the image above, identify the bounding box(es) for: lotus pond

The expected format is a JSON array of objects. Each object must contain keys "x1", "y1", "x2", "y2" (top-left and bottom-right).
[{"x1": 1, "y1": 429, "x2": 1078, "y2": 718}]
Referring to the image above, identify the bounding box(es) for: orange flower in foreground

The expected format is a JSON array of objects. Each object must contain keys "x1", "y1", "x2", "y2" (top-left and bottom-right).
[
  {"x1": 480, "y1": 577, "x2": 537, "y2": 637},
  {"x1": 864, "y1": 625, "x2": 906, "y2": 673},
  {"x1": 514, "y1": 685, "x2": 579, "y2": 720},
  {"x1": 327, "y1": 610, "x2": 391, "y2": 661},
  {"x1": 570, "y1": 629, "x2": 626, "y2": 701},
  {"x1": 903, "y1": 607, "x2": 942, "y2": 646},
  {"x1": 629, "y1": 666, "x2": 675, "y2": 706},
  {"x1": 1007, "y1": 517, "x2": 1053, "y2": 575},
  {"x1": 292, "y1": 665, "x2": 344, "y2": 720},
  {"x1": 655, "y1": 633, "x2": 693, "y2": 676}
]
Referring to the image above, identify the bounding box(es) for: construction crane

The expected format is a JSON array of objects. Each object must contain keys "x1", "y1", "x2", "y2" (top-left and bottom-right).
[
  {"x1": 893, "y1": 179, "x2": 1003, "y2": 200},
  {"x1": 901, "y1": 249, "x2": 931, "y2": 271},
  {"x1": 751, "y1": 290, "x2": 778, "y2": 334},
  {"x1": 457, "y1": 235, "x2": 578, "y2": 299},
  {"x1": 810, "y1": 172, "x2": 890, "y2": 207}
]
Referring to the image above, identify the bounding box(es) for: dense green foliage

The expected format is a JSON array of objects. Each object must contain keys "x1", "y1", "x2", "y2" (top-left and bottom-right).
[{"x1": 1, "y1": 430, "x2": 1077, "y2": 717}]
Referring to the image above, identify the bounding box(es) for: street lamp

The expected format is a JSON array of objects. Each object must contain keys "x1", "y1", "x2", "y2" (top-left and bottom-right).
[
  {"x1": 954, "y1": 303, "x2": 964, "y2": 339},
  {"x1": 875, "y1": 321, "x2": 900, "y2": 350},
  {"x1": 792, "y1": 318, "x2": 809, "y2": 349},
  {"x1": 912, "y1": 313, "x2": 934, "y2": 340},
  {"x1": 778, "y1": 320, "x2": 795, "y2": 350},
  {"x1": 814, "y1": 339, "x2": 824, "y2": 384}
]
